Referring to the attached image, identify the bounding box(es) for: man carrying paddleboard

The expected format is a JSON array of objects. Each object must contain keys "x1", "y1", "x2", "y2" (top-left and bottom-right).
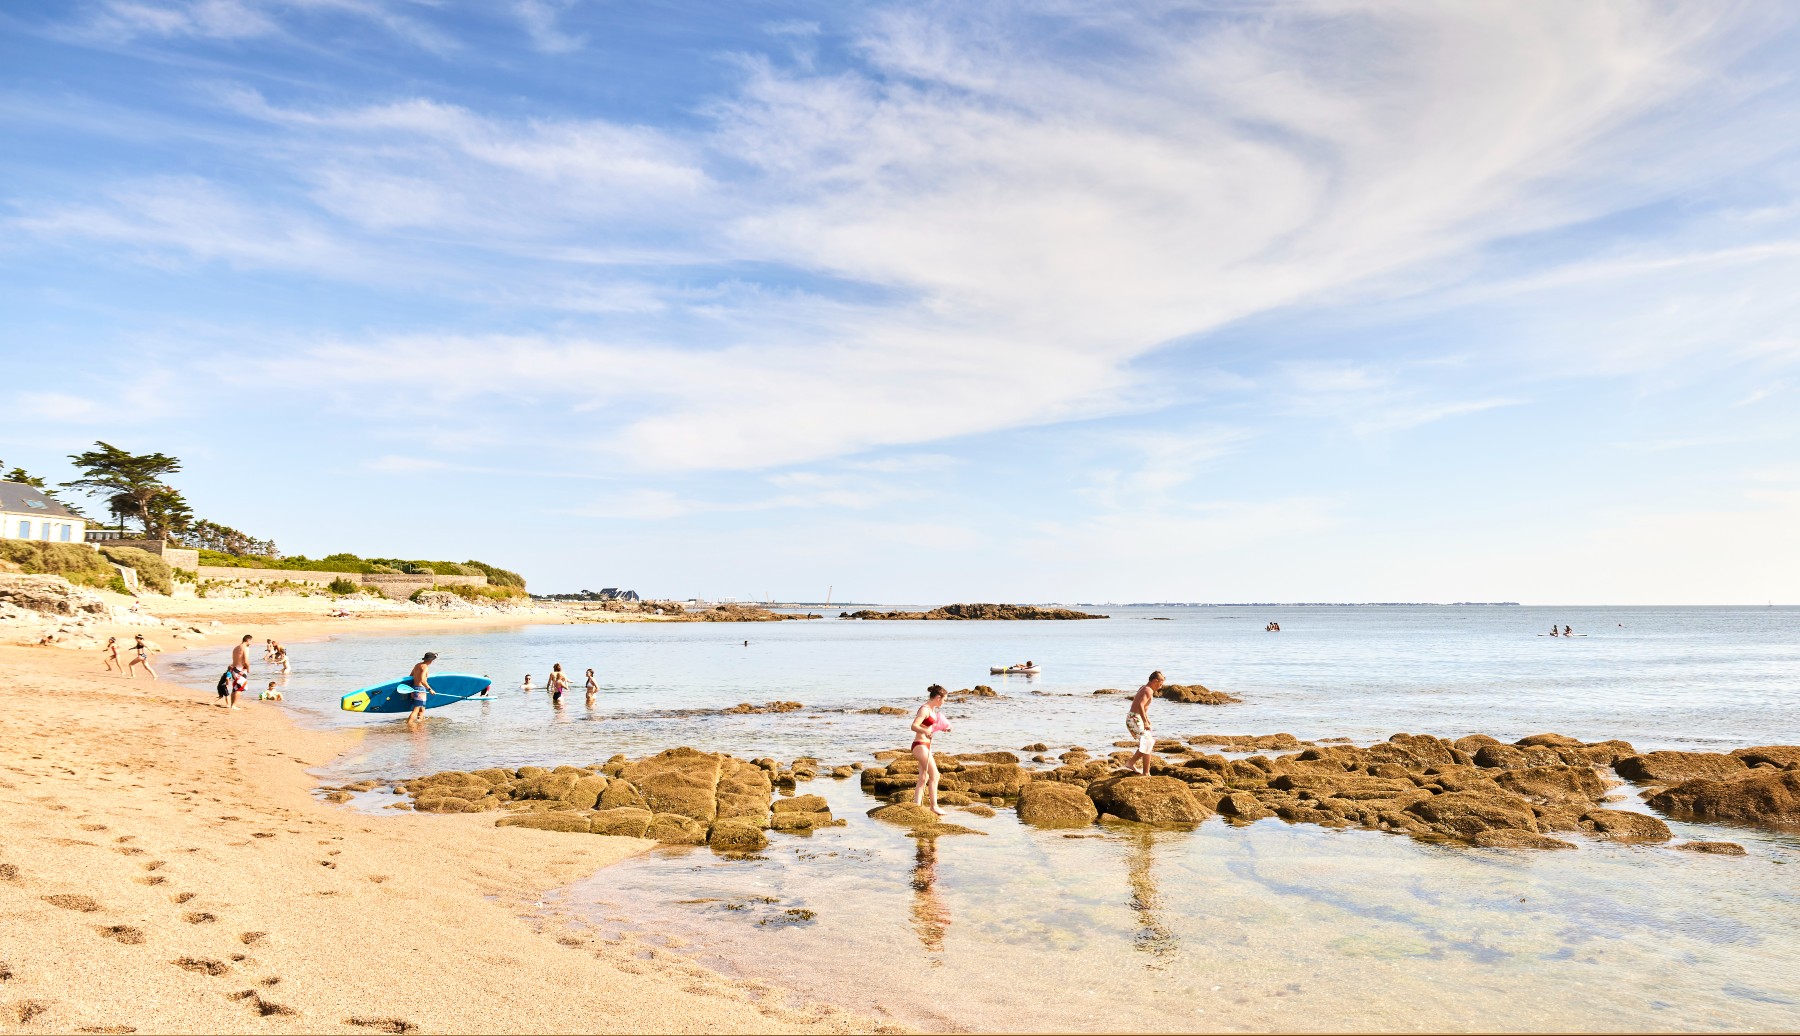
[{"x1": 405, "y1": 652, "x2": 437, "y2": 725}]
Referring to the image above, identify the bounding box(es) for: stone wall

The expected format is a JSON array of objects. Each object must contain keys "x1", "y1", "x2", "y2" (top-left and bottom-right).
[
  {"x1": 89, "y1": 537, "x2": 200, "y2": 573},
  {"x1": 193, "y1": 566, "x2": 487, "y2": 600}
]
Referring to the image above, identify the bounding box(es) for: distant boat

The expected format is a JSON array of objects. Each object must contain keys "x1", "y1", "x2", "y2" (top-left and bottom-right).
[{"x1": 990, "y1": 665, "x2": 1041, "y2": 675}]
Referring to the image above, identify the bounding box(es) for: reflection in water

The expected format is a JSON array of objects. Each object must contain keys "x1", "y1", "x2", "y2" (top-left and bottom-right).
[
  {"x1": 1126, "y1": 831, "x2": 1177, "y2": 963},
  {"x1": 909, "y1": 836, "x2": 951, "y2": 957}
]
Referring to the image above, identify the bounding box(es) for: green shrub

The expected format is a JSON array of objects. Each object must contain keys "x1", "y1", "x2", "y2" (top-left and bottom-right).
[
  {"x1": 0, "y1": 541, "x2": 116, "y2": 588},
  {"x1": 328, "y1": 576, "x2": 358, "y2": 595},
  {"x1": 106, "y1": 574, "x2": 130, "y2": 594},
  {"x1": 433, "y1": 582, "x2": 528, "y2": 603},
  {"x1": 464, "y1": 559, "x2": 526, "y2": 589},
  {"x1": 98, "y1": 545, "x2": 173, "y2": 594},
  {"x1": 368, "y1": 563, "x2": 402, "y2": 574},
  {"x1": 172, "y1": 567, "x2": 197, "y2": 584}
]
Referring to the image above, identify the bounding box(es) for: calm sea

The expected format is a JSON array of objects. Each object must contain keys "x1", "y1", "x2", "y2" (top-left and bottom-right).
[{"x1": 168, "y1": 606, "x2": 1800, "y2": 1031}]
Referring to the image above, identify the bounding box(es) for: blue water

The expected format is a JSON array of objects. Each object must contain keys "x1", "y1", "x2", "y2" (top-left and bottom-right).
[{"x1": 164, "y1": 606, "x2": 1800, "y2": 1032}]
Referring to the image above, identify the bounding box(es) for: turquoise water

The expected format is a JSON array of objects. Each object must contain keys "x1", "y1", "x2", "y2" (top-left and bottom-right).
[{"x1": 166, "y1": 606, "x2": 1800, "y2": 1031}]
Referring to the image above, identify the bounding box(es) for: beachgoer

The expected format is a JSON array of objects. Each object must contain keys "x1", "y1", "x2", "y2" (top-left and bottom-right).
[
  {"x1": 1127, "y1": 670, "x2": 1163, "y2": 776},
  {"x1": 1563, "y1": 625, "x2": 1572, "y2": 637},
  {"x1": 103, "y1": 636, "x2": 121, "y2": 673},
  {"x1": 221, "y1": 634, "x2": 253, "y2": 708},
  {"x1": 1549, "y1": 624, "x2": 1559, "y2": 637},
  {"x1": 405, "y1": 652, "x2": 437, "y2": 725},
  {"x1": 522, "y1": 674, "x2": 533, "y2": 692},
  {"x1": 910, "y1": 685, "x2": 951, "y2": 816},
  {"x1": 126, "y1": 634, "x2": 158, "y2": 681},
  {"x1": 547, "y1": 663, "x2": 567, "y2": 705},
  {"x1": 261, "y1": 681, "x2": 284, "y2": 702},
  {"x1": 271, "y1": 641, "x2": 290, "y2": 673},
  {"x1": 584, "y1": 668, "x2": 598, "y2": 705}
]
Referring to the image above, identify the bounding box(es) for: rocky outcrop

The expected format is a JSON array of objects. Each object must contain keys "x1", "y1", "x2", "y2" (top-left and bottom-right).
[
  {"x1": 1674, "y1": 841, "x2": 1747, "y2": 855},
  {"x1": 1731, "y1": 746, "x2": 1800, "y2": 769},
  {"x1": 841, "y1": 603, "x2": 1104, "y2": 620},
  {"x1": 1087, "y1": 775, "x2": 1210, "y2": 826},
  {"x1": 723, "y1": 701, "x2": 804, "y2": 714},
  {"x1": 1615, "y1": 751, "x2": 1748, "y2": 785},
  {"x1": 1156, "y1": 684, "x2": 1242, "y2": 705},
  {"x1": 1580, "y1": 809, "x2": 1672, "y2": 842},
  {"x1": 589, "y1": 807, "x2": 653, "y2": 838},
  {"x1": 0, "y1": 575, "x2": 108, "y2": 618},
  {"x1": 1647, "y1": 768, "x2": 1800, "y2": 827},
  {"x1": 1016, "y1": 781, "x2": 1098, "y2": 828}
]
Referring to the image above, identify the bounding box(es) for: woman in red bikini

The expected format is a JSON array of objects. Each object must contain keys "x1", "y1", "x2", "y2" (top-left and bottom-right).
[{"x1": 910, "y1": 684, "x2": 951, "y2": 816}]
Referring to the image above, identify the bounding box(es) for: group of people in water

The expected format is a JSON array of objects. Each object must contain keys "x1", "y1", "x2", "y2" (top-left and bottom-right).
[
  {"x1": 1548, "y1": 625, "x2": 1576, "y2": 636},
  {"x1": 520, "y1": 664, "x2": 600, "y2": 707},
  {"x1": 906, "y1": 669, "x2": 1165, "y2": 814}
]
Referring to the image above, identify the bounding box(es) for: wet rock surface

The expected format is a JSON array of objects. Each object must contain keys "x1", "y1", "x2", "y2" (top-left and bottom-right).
[
  {"x1": 1156, "y1": 683, "x2": 1243, "y2": 705},
  {"x1": 388, "y1": 733, "x2": 1800, "y2": 856}
]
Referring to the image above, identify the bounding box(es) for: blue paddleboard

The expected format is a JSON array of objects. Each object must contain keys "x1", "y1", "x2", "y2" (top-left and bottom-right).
[{"x1": 340, "y1": 673, "x2": 491, "y2": 713}]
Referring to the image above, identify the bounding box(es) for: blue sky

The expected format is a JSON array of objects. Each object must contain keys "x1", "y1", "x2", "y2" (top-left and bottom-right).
[{"x1": 3, "y1": 0, "x2": 1798, "y2": 603}]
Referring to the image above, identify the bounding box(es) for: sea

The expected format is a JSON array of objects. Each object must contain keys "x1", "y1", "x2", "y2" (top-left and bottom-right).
[{"x1": 166, "y1": 605, "x2": 1800, "y2": 1032}]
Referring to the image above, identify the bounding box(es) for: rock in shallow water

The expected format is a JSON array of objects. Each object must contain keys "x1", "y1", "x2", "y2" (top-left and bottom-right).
[
  {"x1": 1016, "y1": 781, "x2": 1098, "y2": 828},
  {"x1": 1647, "y1": 769, "x2": 1800, "y2": 827}
]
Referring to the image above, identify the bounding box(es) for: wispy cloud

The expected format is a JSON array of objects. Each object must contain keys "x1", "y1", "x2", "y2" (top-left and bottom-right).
[{"x1": 513, "y1": 0, "x2": 583, "y2": 54}]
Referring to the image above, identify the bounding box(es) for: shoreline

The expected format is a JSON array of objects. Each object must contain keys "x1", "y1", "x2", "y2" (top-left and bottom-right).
[{"x1": 0, "y1": 599, "x2": 882, "y2": 1035}]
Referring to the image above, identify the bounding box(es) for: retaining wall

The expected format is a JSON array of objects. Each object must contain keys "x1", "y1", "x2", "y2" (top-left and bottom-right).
[{"x1": 194, "y1": 566, "x2": 487, "y2": 601}]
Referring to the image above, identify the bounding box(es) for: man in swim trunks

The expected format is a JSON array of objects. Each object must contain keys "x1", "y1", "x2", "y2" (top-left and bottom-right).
[
  {"x1": 221, "y1": 634, "x2": 252, "y2": 709},
  {"x1": 406, "y1": 652, "x2": 437, "y2": 725},
  {"x1": 1127, "y1": 670, "x2": 1163, "y2": 776}
]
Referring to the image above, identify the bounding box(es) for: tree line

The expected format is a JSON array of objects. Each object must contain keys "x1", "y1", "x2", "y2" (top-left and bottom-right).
[{"x1": 4, "y1": 442, "x2": 279, "y2": 556}]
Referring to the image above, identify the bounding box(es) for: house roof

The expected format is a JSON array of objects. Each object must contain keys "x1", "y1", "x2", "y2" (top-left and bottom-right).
[{"x1": 0, "y1": 481, "x2": 83, "y2": 521}]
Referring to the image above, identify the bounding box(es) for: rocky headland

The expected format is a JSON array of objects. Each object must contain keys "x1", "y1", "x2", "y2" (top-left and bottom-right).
[{"x1": 381, "y1": 733, "x2": 1800, "y2": 857}]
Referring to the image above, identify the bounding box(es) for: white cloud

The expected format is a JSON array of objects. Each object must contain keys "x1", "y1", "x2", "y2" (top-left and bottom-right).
[
  {"x1": 514, "y1": 0, "x2": 583, "y2": 54},
  {"x1": 77, "y1": 0, "x2": 456, "y2": 52}
]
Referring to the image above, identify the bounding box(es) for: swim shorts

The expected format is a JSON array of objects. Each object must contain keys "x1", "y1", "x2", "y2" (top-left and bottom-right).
[
  {"x1": 411, "y1": 691, "x2": 429, "y2": 706},
  {"x1": 1126, "y1": 712, "x2": 1146, "y2": 739}
]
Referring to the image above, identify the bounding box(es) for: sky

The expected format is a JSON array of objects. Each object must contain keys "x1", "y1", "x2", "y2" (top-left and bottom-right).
[{"x1": 2, "y1": 0, "x2": 1799, "y2": 604}]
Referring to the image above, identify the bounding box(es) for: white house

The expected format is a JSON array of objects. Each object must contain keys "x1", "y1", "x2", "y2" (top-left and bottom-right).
[{"x1": 0, "y1": 481, "x2": 87, "y2": 545}]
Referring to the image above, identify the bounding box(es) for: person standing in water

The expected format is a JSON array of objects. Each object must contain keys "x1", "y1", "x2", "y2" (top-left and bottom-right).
[
  {"x1": 102, "y1": 636, "x2": 121, "y2": 673},
  {"x1": 521, "y1": 674, "x2": 533, "y2": 692},
  {"x1": 405, "y1": 652, "x2": 437, "y2": 725},
  {"x1": 547, "y1": 663, "x2": 567, "y2": 706},
  {"x1": 910, "y1": 685, "x2": 951, "y2": 816},
  {"x1": 583, "y1": 668, "x2": 598, "y2": 706},
  {"x1": 1127, "y1": 670, "x2": 1164, "y2": 776}
]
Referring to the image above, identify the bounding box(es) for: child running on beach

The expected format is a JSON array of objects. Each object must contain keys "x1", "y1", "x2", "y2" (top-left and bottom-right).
[
  {"x1": 102, "y1": 636, "x2": 121, "y2": 673},
  {"x1": 910, "y1": 684, "x2": 951, "y2": 816},
  {"x1": 126, "y1": 634, "x2": 158, "y2": 681},
  {"x1": 1127, "y1": 670, "x2": 1163, "y2": 776}
]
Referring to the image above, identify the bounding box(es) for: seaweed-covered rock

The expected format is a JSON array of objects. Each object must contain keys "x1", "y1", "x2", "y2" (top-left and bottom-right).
[
  {"x1": 589, "y1": 807, "x2": 653, "y2": 837},
  {"x1": 707, "y1": 818, "x2": 768, "y2": 852},
  {"x1": 1471, "y1": 830, "x2": 1576, "y2": 850},
  {"x1": 868, "y1": 802, "x2": 940, "y2": 827},
  {"x1": 1579, "y1": 809, "x2": 1671, "y2": 843},
  {"x1": 771, "y1": 794, "x2": 828, "y2": 814},
  {"x1": 1404, "y1": 791, "x2": 1538, "y2": 839},
  {"x1": 1731, "y1": 746, "x2": 1800, "y2": 769},
  {"x1": 565, "y1": 774, "x2": 609, "y2": 810},
  {"x1": 414, "y1": 795, "x2": 491, "y2": 813},
  {"x1": 1614, "y1": 752, "x2": 1747, "y2": 785},
  {"x1": 1157, "y1": 683, "x2": 1242, "y2": 705},
  {"x1": 598, "y1": 781, "x2": 648, "y2": 811},
  {"x1": 1087, "y1": 775, "x2": 1210, "y2": 825},
  {"x1": 956, "y1": 751, "x2": 1020, "y2": 765},
  {"x1": 1492, "y1": 765, "x2": 1606, "y2": 803},
  {"x1": 770, "y1": 812, "x2": 820, "y2": 832},
  {"x1": 496, "y1": 812, "x2": 591, "y2": 834},
  {"x1": 1647, "y1": 769, "x2": 1800, "y2": 827},
  {"x1": 1674, "y1": 841, "x2": 1747, "y2": 855},
  {"x1": 514, "y1": 772, "x2": 579, "y2": 801},
  {"x1": 715, "y1": 756, "x2": 774, "y2": 826},
  {"x1": 646, "y1": 812, "x2": 708, "y2": 845},
  {"x1": 621, "y1": 748, "x2": 722, "y2": 823},
  {"x1": 1016, "y1": 781, "x2": 1098, "y2": 828}
]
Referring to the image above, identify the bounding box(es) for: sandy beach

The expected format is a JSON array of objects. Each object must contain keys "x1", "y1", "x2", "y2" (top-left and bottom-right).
[{"x1": 0, "y1": 598, "x2": 879, "y2": 1035}]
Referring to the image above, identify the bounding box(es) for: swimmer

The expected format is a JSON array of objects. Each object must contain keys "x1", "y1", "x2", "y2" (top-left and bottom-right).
[
  {"x1": 547, "y1": 663, "x2": 567, "y2": 706},
  {"x1": 584, "y1": 667, "x2": 597, "y2": 705}
]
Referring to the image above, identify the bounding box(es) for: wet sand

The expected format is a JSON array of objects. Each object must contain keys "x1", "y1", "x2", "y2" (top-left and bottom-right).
[{"x1": 0, "y1": 604, "x2": 879, "y2": 1034}]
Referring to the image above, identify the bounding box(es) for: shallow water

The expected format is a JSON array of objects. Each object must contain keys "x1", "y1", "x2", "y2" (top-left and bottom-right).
[{"x1": 166, "y1": 606, "x2": 1800, "y2": 1031}]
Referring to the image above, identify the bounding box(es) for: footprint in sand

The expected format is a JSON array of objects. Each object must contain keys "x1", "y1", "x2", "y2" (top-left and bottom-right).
[
  {"x1": 1, "y1": 958, "x2": 14, "y2": 981},
  {"x1": 172, "y1": 957, "x2": 230, "y2": 976},
  {"x1": 97, "y1": 926, "x2": 146, "y2": 945},
  {"x1": 72, "y1": 1024, "x2": 136, "y2": 1033},
  {"x1": 136, "y1": 876, "x2": 168, "y2": 886},
  {"x1": 13, "y1": 999, "x2": 52, "y2": 1023},
  {"x1": 239, "y1": 932, "x2": 267, "y2": 946},
  {"x1": 0, "y1": 863, "x2": 20, "y2": 882},
  {"x1": 142, "y1": 861, "x2": 164, "y2": 872},
  {"x1": 172, "y1": 892, "x2": 196, "y2": 904},
  {"x1": 227, "y1": 989, "x2": 296, "y2": 1017},
  {"x1": 182, "y1": 911, "x2": 217, "y2": 925},
  {"x1": 346, "y1": 1017, "x2": 418, "y2": 1033},
  {"x1": 43, "y1": 894, "x2": 101, "y2": 912}
]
